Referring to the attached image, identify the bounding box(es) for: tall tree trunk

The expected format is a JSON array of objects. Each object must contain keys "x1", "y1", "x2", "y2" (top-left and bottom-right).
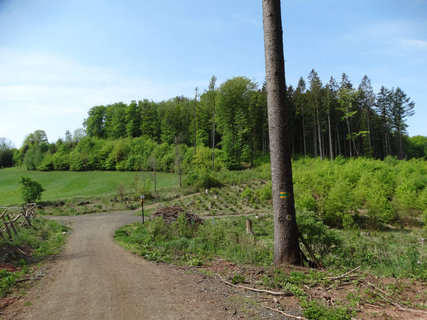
[
  {"x1": 385, "y1": 130, "x2": 391, "y2": 156},
  {"x1": 345, "y1": 112, "x2": 352, "y2": 157},
  {"x1": 336, "y1": 126, "x2": 341, "y2": 156},
  {"x1": 193, "y1": 87, "x2": 199, "y2": 155},
  {"x1": 328, "y1": 110, "x2": 333, "y2": 160},
  {"x1": 366, "y1": 111, "x2": 372, "y2": 155},
  {"x1": 313, "y1": 118, "x2": 318, "y2": 157},
  {"x1": 316, "y1": 109, "x2": 323, "y2": 159},
  {"x1": 302, "y1": 117, "x2": 307, "y2": 157},
  {"x1": 212, "y1": 108, "x2": 216, "y2": 169},
  {"x1": 262, "y1": 0, "x2": 301, "y2": 266}
]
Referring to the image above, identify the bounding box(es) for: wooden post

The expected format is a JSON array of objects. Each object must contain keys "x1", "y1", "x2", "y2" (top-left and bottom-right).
[
  {"x1": 6, "y1": 214, "x2": 18, "y2": 235},
  {"x1": 28, "y1": 204, "x2": 36, "y2": 218},
  {"x1": 246, "y1": 218, "x2": 254, "y2": 236},
  {"x1": 1, "y1": 214, "x2": 13, "y2": 239},
  {"x1": 22, "y1": 205, "x2": 33, "y2": 226}
]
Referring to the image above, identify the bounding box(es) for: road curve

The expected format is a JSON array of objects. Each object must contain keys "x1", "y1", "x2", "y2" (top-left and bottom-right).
[{"x1": 15, "y1": 210, "x2": 231, "y2": 320}]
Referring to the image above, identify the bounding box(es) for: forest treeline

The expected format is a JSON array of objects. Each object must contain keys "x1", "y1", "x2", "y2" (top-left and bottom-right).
[{"x1": 1, "y1": 71, "x2": 426, "y2": 172}]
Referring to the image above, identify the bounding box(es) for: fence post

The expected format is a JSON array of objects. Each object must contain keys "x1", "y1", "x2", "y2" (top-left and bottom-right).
[
  {"x1": 6, "y1": 214, "x2": 18, "y2": 235},
  {"x1": 22, "y1": 205, "x2": 33, "y2": 226},
  {"x1": 1, "y1": 214, "x2": 13, "y2": 239}
]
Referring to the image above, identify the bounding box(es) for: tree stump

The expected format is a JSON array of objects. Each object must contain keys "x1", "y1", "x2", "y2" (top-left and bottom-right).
[{"x1": 246, "y1": 218, "x2": 254, "y2": 236}]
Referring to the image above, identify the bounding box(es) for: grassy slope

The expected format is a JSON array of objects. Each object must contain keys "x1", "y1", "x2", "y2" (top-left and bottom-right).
[{"x1": 0, "y1": 167, "x2": 179, "y2": 206}]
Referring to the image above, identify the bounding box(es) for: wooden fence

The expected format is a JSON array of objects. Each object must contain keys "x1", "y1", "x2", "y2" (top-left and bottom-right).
[{"x1": 0, "y1": 204, "x2": 37, "y2": 240}]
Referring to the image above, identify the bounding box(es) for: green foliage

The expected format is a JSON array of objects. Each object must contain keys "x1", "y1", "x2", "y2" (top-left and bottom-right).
[
  {"x1": 230, "y1": 274, "x2": 245, "y2": 284},
  {"x1": 0, "y1": 218, "x2": 67, "y2": 297},
  {"x1": 241, "y1": 187, "x2": 253, "y2": 203},
  {"x1": 297, "y1": 209, "x2": 341, "y2": 256},
  {"x1": 0, "y1": 269, "x2": 18, "y2": 297},
  {"x1": 11, "y1": 218, "x2": 68, "y2": 257},
  {"x1": 184, "y1": 168, "x2": 223, "y2": 190},
  {"x1": 216, "y1": 77, "x2": 258, "y2": 169},
  {"x1": 241, "y1": 182, "x2": 272, "y2": 204},
  {"x1": 115, "y1": 216, "x2": 273, "y2": 267},
  {"x1": 292, "y1": 157, "x2": 425, "y2": 228},
  {"x1": 19, "y1": 176, "x2": 45, "y2": 203},
  {"x1": 23, "y1": 145, "x2": 47, "y2": 170},
  {"x1": 301, "y1": 298, "x2": 353, "y2": 320},
  {"x1": 325, "y1": 230, "x2": 427, "y2": 280},
  {"x1": 262, "y1": 268, "x2": 354, "y2": 319},
  {"x1": 405, "y1": 135, "x2": 427, "y2": 159},
  {"x1": 255, "y1": 182, "x2": 272, "y2": 201},
  {"x1": 0, "y1": 137, "x2": 15, "y2": 168}
]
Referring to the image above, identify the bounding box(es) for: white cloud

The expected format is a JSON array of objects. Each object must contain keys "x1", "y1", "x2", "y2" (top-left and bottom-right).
[
  {"x1": 0, "y1": 48, "x2": 201, "y2": 145},
  {"x1": 231, "y1": 13, "x2": 261, "y2": 27},
  {"x1": 401, "y1": 39, "x2": 427, "y2": 50}
]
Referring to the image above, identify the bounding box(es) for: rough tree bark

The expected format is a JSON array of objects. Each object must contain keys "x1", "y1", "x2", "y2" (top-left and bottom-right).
[{"x1": 262, "y1": 0, "x2": 302, "y2": 266}]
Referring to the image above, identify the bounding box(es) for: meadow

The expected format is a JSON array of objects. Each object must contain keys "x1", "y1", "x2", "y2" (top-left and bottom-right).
[{"x1": 0, "y1": 167, "x2": 179, "y2": 207}]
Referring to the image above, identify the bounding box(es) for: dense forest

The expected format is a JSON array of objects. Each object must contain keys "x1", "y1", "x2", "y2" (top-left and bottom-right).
[{"x1": 1, "y1": 71, "x2": 426, "y2": 173}]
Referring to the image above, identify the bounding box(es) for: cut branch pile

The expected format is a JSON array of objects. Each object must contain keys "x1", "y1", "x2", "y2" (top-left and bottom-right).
[{"x1": 153, "y1": 206, "x2": 204, "y2": 225}]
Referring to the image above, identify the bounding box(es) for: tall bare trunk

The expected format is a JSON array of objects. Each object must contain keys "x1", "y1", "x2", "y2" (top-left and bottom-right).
[
  {"x1": 302, "y1": 117, "x2": 307, "y2": 157},
  {"x1": 328, "y1": 110, "x2": 333, "y2": 160},
  {"x1": 193, "y1": 87, "x2": 199, "y2": 155},
  {"x1": 212, "y1": 108, "x2": 216, "y2": 168},
  {"x1": 313, "y1": 118, "x2": 318, "y2": 157},
  {"x1": 345, "y1": 111, "x2": 352, "y2": 157},
  {"x1": 262, "y1": 0, "x2": 301, "y2": 266},
  {"x1": 316, "y1": 109, "x2": 323, "y2": 159},
  {"x1": 366, "y1": 112, "x2": 372, "y2": 155},
  {"x1": 336, "y1": 126, "x2": 341, "y2": 156}
]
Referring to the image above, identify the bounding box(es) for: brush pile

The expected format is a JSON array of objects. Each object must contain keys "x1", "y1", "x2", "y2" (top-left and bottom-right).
[{"x1": 152, "y1": 206, "x2": 204, "y2": 225}]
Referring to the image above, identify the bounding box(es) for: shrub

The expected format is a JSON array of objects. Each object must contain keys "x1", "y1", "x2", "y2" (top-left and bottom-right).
[
  {"x1": 255, "y1": 182, "x2": 272, "y2": 201},
  {"x1": 19, "y1": 176, "x2": 45, "y2": 203},
  {"x1": 297, "y1": 209, "x2": 342, "y2": 256},
  {"x1": 241, "y1": 187, "x2": 253, "y2": 203},
  {"x1": 320, "y1": 177, "x2": 358, "y2": 228},
  {"x1": 184, "y1": 168, "x2": 223, "y2": 189},
  {"x1": 37, "y1": 154, "x2": 54, "y2": 171}
]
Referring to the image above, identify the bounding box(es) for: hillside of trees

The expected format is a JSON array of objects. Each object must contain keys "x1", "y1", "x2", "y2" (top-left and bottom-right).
[{"x1": 1, "y1": 71, "x2": 426, "y2": 172}]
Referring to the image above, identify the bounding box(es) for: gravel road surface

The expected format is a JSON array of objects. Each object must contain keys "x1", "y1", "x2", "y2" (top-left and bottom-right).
[{"x1": 12, "y1": 210, "x2": 236, "y2": 320}]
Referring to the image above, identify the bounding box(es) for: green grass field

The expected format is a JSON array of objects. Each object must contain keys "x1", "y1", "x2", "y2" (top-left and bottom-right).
[{"x1": 0, "y1": 167, "x2": 179, "y2": 206}]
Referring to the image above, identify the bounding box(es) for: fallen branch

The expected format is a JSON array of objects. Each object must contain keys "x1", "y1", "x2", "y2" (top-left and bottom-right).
[
  {"x1": 327, "y1": 266, "x2": 361, "y2": 281},
  {"x1": 264, "y1": 305, "x2": 307, "y2": 320},
  {"x1": 14, "y1": 245, "x2": 31, "y2": 256},
  {"x1": 363, "y1": 283, "x2": 404, "y2": 309},
  {"x1": 216, "y1": 274, "x2": 293, "y2": 296}
]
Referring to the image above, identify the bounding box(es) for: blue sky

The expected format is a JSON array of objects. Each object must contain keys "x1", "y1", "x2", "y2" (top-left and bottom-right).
[{"x1": 0, "y1": 0, "x2": 426, "y2": 147}]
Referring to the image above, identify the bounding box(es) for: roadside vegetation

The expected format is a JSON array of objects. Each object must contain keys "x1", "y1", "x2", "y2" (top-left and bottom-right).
[
  {"x1": 0, "y1": 217, "x2": 67, "y2": 297},
  {"x1": 114, "y1": 156, "x2": 426, "y2": 320}
]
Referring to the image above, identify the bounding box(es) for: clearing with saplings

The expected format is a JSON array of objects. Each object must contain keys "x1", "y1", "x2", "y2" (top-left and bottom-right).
[{"x1": 1, "y1": 157, "x2": 426, "y2": 319}]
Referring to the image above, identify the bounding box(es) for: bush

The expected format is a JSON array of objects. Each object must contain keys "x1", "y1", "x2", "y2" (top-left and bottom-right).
[
  {"x1": 255, "y1": 182, "x2": 272, "y2": 201},
  {"x1": 184, "y1": 168, "x2": 223, "y2": 189},
  {"x1": 19, "y1": 176, "x2": 45, "y2": 203},
  {"x1": 297, "y1": 209, "x2": 341, "y2": 256}
]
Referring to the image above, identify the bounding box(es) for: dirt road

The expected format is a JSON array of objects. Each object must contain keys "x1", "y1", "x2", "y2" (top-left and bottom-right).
[{"x1": 9, "y1": 210, "x2": 246, "y2": 320}]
